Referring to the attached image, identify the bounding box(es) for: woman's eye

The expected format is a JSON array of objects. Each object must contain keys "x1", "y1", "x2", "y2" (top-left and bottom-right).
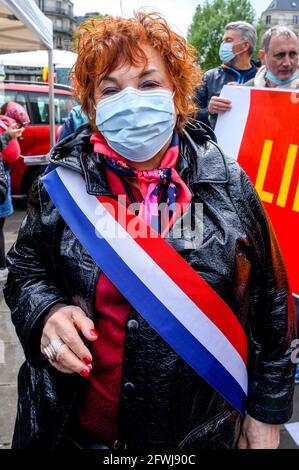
[
  {"x1": 101, "y1": 88, "x2": 119, "y2": 95},
  {"x1": 141, "y1": 81, "x2": 160, "y2": 88}
]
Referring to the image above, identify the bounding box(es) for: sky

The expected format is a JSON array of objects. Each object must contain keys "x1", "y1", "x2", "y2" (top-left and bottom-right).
[{"x1": 72, "y1": 0, "x2": 271, "y2": 37}]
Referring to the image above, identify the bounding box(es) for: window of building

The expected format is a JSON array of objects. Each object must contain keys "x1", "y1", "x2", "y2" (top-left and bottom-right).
[
  {"x1": 293, "y1": 15, "x2": 299, "y2": 24},
  {"x1": 56, "y1": 1, "x2": 62, "y2": 13},
  {"x1": 278, "y1": 16, "x2": 285, "y2": 25},
  {"x1": 63, "y1": 19, "x2": 70, "y2": 30},
  {"x1": 45, "y1": 0, "x2": 56, "y2": 12},
  {"x1": 56, "y1": 36, "x2": 62, "y2": 48},
  {"x1": 266, "y1": 15, "x2": 271, "y2": 25},
  {"x1": 56, "y1": 18, "x2": 62, "y2": 28}
]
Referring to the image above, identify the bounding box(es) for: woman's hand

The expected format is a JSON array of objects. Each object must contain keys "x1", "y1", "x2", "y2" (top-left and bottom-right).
[
  {"x1": 238, "y1": 415, "x2": 280, "y2": 449},
  {"x1": 7, "y1": 123, "x2": 24, "y2": 140},
  {"x1": 41, "y1": 303, "x2": 98, "y2": 377}
]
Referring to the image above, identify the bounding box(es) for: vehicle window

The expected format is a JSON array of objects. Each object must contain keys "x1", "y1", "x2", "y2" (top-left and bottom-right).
[
  {"x1": 15, "y1": 93, "x2": 30, "y2": 115},
  {"x1": 28, "y1": 92, "x2": 77, "y2": 125},
  {"x1": 0, "y1": 91, "x2": 33, "y2": 122},
  {"x1": 0, "y1": 90, "x2": 18, "y2": 109}
]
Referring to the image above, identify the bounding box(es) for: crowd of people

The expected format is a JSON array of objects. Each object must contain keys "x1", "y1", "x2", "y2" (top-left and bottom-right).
[
  {"x1": 0, "y1": 11, "x2": 298, "y2": 450},
  {"x1": 197, "y1": 22, "x2": 299, "y2": 128}
]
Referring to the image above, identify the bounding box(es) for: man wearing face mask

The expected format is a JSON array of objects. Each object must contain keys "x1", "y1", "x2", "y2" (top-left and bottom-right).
[
  {"x1": 245, "y1": 25, "x2": 299, "y2": 385},
  {"x1": 245, "y1": 26, "x2": 299, "y2": 89},
  {"x1": 196, "y1": 21, "x2": 258, "y2": 128}
]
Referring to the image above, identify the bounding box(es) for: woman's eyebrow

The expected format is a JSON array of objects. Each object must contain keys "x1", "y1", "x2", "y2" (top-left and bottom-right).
[
  {"x1": 140, "y1": 69, "x2": 159, "y2": 78},
  {"x1": 101, "y1": 69, "x2": 160, "y2": 84},
  {"x1": 102, "y1": 76, "x2": 119, "y2": 84}
]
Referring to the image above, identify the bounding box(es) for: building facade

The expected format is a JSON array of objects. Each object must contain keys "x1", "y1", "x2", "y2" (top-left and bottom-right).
[
  {"x1": 35, "y1": 0, "x2": 76, "y2": 50},
  {"x1": 75, "y1": 12, "x2": 103, "y2": 25},
  {"x1": 4, "y1": 1, "x2": 76, "y2": 81},
  {"x1": 262, "y1": 0, "x2": 299, "y2": 32}
]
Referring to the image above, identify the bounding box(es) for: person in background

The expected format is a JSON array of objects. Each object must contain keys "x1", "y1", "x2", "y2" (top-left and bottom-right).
[
  {"x1": 196, "y1": 21, "x2": 258, "y2": 128},
  {"x1": 245, "y1": 26, "x2": 299, "y2": 89},
  {"x1": 58, "y1": 105, "x2": 88, "y2": 142},
  {"x1": 0, "y1": 123, "x2": 23, "y2": 152},
  {"x1": 0, "y1": 102, "x2": 29, "y2": 281}
]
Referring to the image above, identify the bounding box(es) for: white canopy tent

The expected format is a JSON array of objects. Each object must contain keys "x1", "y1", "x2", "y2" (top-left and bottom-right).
[
  {"x1": 0, "y1": 0, "x2": 55, "y2": 146},
  {"x1": 0, "y1": 49, "x2": 77, "y2": 68}
]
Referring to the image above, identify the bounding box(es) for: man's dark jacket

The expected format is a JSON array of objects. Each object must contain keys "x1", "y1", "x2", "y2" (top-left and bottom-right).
[
  {"x1": 4, "y1": 123, "x2": 296, "y2": 449},
  {"x1": 196, "y1": 64, "x2": 257, "y2": 126}
]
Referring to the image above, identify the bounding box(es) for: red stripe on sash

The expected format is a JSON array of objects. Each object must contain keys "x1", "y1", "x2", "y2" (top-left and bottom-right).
[{"x1": 97, "y1": 196, "x2": 248, "y2": 365}]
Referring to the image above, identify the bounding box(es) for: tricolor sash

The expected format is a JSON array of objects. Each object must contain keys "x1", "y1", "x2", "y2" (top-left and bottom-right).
[{"x1": 42, "y1": 167, "x2": 248, "y2": 415}]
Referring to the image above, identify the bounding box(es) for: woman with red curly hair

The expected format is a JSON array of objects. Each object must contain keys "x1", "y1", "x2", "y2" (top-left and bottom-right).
[{"x1": 5, "y1": 11, "x2": 296, "y2": 450}]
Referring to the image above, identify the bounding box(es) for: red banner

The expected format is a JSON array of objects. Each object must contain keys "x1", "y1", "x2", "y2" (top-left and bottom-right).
[{"x1": 216, "y1": 86, "x2": 299, "y2": 296}]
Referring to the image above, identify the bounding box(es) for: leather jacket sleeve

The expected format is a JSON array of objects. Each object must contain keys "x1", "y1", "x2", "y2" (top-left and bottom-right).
[
  {"x1": 4, "y1": 180, "x2": 69, "y2": 368},
  {"x1": 195, "y1": 75, "x2": 210, "y2": 125},
  {"x1": 232, "y1": 164, "x2": 296, "y2": 424}
]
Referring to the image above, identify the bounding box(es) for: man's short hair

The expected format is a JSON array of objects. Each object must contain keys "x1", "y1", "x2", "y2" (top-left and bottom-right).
[
  {"x1": 262, "y1": 26, "x2": 299, "y2": 54},
  {"x1": 224, "y1": 21, "x2": 257, "y2": 55}
]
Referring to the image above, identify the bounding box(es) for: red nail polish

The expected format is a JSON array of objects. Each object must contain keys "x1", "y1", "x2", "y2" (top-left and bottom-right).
[
  {"x1": 83, "y1": 357, "x2": 92, "y2": 365},
  {"x1": 90, "y1": 329, "x2": 98, "y2": 337},
  {"x1": 80, "y1": 369, "x2": 90, "y2": 378}
]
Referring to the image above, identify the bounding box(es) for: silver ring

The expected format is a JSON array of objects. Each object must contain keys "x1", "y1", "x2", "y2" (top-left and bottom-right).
[{"x1": 43, "y1": 338, "x2": 64, "y2": 361}]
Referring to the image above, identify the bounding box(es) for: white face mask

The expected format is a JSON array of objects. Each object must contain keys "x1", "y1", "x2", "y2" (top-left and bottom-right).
[{"x1": 95, "y1": 87, "x2": 175, "y2": 162}]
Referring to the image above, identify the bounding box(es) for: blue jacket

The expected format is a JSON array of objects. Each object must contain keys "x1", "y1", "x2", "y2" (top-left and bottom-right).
[{"x1": 58, "y1": 105, "x2": 88, "y2": 142}]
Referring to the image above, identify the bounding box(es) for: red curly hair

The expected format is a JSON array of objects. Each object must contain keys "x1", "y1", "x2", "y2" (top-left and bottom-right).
[{"x1": 73, "y1": 10, "x2": 202, "y2": 132}]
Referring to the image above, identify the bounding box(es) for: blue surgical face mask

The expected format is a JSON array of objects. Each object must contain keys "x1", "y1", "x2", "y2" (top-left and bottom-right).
[
  {"x1": 265, "y1": 70, "x2": 299, "y2": 86},
  {"x1": 96, "y1": 87, "x2": 175, "y2": 162},
  {"x1": 219, "y1": 43, "x2": 235, "y2": 64},
  {"x1": 219, "y1": 42, "x2": 244, "y2": 64}
]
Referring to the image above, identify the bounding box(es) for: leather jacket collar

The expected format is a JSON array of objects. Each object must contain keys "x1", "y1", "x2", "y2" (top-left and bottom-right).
[{"x1": 50, "y1": 121, "x2": 229, "y2": 196}]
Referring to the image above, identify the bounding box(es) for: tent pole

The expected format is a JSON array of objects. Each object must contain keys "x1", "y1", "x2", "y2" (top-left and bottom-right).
[{"x1": 48, "y1": 49, "x2": 55, "y2": 148}]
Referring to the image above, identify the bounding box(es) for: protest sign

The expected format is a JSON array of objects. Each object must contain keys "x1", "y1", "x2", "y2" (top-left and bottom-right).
[{"x1": 215, "y1": 86, "x2": 299, "y2": 296}]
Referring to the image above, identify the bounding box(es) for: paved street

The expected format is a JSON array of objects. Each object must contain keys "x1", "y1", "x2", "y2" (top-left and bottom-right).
[
  {"x1": 0, "y1": 206, "x2": 298, "y2": 449},
  {"x1": 0, "y1": 206, "x2": 25, "y2": 449}
]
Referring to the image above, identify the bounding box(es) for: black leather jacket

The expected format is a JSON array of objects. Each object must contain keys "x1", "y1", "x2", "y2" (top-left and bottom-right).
[{"x1": 4, "y1": 123, "x2": 296, "y2": 449}]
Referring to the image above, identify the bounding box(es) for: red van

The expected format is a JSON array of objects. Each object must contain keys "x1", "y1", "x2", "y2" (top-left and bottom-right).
[{"x1": 0, "y1": 81, "x2": 77, "y2": 194}]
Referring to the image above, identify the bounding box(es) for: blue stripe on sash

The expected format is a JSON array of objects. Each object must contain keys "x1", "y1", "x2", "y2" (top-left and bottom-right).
[{"x1": 42, "y1": 169, "x2": 247, "y2": 414}]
